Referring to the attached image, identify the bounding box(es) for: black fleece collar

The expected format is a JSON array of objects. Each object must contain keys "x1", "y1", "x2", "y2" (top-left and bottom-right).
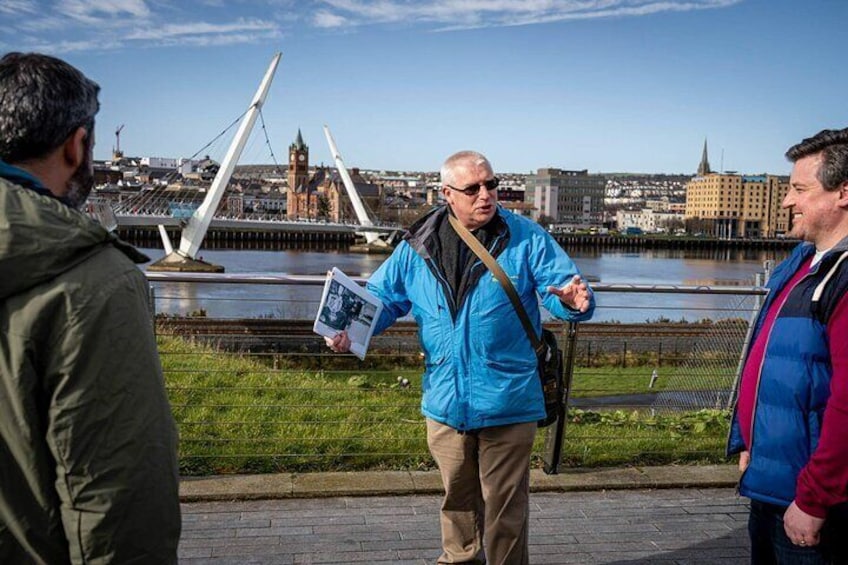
[{"x1": 404, "y1": 205, "x2": 509, "y2": 318}]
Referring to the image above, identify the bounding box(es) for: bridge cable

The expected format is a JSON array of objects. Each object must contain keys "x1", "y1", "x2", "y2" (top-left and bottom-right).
[
  {"x1": 160, "y1": 111, "x2": 250, "y2": 186},
  {"x1": 258, "y1": 109, "x2": 286, "y2": 177}
]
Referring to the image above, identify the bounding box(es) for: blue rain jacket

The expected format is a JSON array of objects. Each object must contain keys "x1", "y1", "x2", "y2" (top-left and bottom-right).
[{"x1": 367, "y1": 206, "x2": 594, "y2": 431}]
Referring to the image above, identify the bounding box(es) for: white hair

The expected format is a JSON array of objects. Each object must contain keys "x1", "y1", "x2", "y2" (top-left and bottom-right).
[{"x1": 440, "y1": 150, "x2": 492, "y2": 187}]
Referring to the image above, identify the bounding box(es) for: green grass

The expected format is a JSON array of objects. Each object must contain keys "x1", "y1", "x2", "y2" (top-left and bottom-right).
[
  {"x1": 559, "y1": 408, "x2": 730, "y2": 467},
  {"x1": 572, "y1": 365, "x2": 736, "y2": 397},
  {"x1": 159, "y1": 335, "x2": 732, "y2": 476}
]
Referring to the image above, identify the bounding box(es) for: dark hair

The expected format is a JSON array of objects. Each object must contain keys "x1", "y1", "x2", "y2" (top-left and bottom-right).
[
  {"x1": 785, "y1": 128, "x2": 848, "y2": 191},
  {"x1": 0, "y1": 52, "x2": 99, "y2": 163}
]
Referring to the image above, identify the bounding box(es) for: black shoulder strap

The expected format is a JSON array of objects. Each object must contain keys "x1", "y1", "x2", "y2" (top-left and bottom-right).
[{"x1": 447, "y1": 214, "x2": 545, "y2": 356}]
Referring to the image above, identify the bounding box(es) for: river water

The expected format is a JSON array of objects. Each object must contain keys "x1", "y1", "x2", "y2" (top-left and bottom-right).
[{"x1": 140, "y1": 245, "x2": 790, "y2": 324}]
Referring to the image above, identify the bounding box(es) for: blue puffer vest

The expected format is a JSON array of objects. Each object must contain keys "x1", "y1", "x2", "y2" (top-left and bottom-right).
[{"x1": 728, "y1": 238, "x2": 848, "y2": 506}]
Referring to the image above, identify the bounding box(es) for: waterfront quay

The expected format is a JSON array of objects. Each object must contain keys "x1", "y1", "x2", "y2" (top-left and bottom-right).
[
  {"x1": 121, "y1": 224, "x2": 356, "y2": 246},
  {"x1": 118, "y1": 220, "x2": 797, "y2": 250},
  {"x1": 551, "y1": 233, "x2": 795, "y2": 251}
]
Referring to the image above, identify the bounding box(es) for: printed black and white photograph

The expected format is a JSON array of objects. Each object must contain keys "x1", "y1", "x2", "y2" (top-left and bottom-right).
[
  {"x1": 319, "y1": 280, "x2": 363, "y2": 332},
  {"x1": 313, "y1": 268, "x2": 383, "y2": 360}
]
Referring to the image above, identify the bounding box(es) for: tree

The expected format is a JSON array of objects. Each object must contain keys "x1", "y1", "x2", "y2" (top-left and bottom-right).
[
  {"x1": 659, "y1": 217, "x2": 685, "y2": 233},
  {"x1": 316, "y1": 195, "x2": 330, "y2": 220},
  {"x1": 684, "y1": 217, "x2": 712, "y2": 235},
  {"x1": 537, "y1": 215, "x2": 555, "y2": 228}
]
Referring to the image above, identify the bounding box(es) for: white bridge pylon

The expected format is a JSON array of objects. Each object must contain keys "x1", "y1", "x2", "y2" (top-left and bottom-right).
[
  {"x1": 322, "y1": 125, "x2": 388, "y2": 247},
  {"x1": 162, "y1": 52, "x2": 283, "y2": 259}
]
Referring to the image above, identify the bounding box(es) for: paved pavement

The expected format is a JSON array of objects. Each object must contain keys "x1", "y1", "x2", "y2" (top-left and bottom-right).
[{"x1": 179, "y1": 465, "x2": 751, "y2": 564}]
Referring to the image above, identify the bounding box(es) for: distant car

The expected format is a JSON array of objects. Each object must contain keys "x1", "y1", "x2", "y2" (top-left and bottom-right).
[{"x1": 624, "y1": 227, "x2": 643, "y2": 235}]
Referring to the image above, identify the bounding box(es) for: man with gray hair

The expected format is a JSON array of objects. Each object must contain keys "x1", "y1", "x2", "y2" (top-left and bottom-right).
[
  {"x1": 0, "y1": 52, "x2": 181, "y2": 563},
  {"x1": 326, "y1": 150, "x2": 594, "y2": 564}
]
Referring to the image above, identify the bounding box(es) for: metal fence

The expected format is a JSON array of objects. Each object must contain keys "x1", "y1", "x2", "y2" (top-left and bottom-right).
[{"x1": 147, "y1": 272, "x2": 767, "y2": 475}]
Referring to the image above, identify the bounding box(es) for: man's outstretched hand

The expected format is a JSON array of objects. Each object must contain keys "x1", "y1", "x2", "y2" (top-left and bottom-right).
[{"x1": 547, "y1": 275, "x2": 591, "y2": 312}]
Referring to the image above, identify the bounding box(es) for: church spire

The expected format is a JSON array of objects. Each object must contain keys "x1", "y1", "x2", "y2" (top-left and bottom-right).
[
  {"x1": 293, "y1": 128, "x2": 306, "y2": 151},
  {"x1": 697, "y1": 138, "x2": 712, "y2": 176}
]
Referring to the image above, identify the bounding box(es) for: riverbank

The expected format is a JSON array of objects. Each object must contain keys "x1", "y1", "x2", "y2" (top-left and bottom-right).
[
  {"x1": 552, "y1": 233, "x2": 796, "y2": 250},
  {"x1": 121, "y1": 224, "x2": 797, "y2": 251}
]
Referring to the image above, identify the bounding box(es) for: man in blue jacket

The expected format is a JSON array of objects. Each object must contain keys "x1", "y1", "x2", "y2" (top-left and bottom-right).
[{"x1": 326, "y1": 150, "x2": 593, "y2": 564}]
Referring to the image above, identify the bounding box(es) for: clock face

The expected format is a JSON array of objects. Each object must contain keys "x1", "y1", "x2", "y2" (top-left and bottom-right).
[
  {"x1": 298, "y1": 154, "x2": 306, "y2": 162},
  {"x1": 290, "y1": 153, "x2": 295, "y2": 162}
]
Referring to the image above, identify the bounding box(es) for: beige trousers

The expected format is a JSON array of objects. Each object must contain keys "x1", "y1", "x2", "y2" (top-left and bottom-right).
[{"x1": 426, "y1": 418, "x2": 537, "y2": 565}]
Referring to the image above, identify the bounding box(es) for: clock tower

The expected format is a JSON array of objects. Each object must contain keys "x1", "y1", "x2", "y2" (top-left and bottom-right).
[
  {"x1": 288, "y1": 128, "x2": 309, "y2": 188},
  {"x1": 287, "y1": 129, "x2": 309, "y2": 219}
]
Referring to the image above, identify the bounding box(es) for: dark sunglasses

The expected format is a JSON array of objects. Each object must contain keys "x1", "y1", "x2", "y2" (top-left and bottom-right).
[{"x1": 446, "y1": 177, "x2": 500, "y2": 196}]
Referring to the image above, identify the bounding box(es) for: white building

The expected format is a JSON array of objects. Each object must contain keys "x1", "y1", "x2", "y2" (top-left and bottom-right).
[
  {"x1": 139, "y1": 156, "x2": 204, "y2": 176},
  {"x1": 616, "y1": 208, "x2": 685, "y2": 233}
]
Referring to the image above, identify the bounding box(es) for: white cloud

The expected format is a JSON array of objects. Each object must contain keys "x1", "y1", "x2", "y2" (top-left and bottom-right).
[
  {"x1": 59, "y1": 0, "x2": 152, "y2": 24},
  {"x1": 3, "y1": 0, "x2": 287, "y2": 52},
  {"x1": 126, "y1": 19, "x2": 278, "y2": 41},
  {"x1": 14, "y1": 14, "x2": 67, "y2": 33},
  {"x1": 21, "y1": 38, "x2": 125, "y2": 54},
  {"x1": 314, "y1": 0, "x2": 744, "y2": 29},
  {"x1": 0, "y1": 0, "x2": 743, "y2": 53},
  {"x1": 313, "y1": 10, "x2": 348, "y2": 28},
  {"x1": 146, "y1": 30, "x2": 283, "y2": 48},
  {"x1": 0, "y1": 0, "x2": 38, "y2": 15}
]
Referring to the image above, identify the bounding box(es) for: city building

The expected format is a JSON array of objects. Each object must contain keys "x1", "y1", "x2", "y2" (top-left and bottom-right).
[
  {"x1": 684, "y1": 143, "x2": 789, "y2": 238},
  {"x1": 615, "y1": 208, "x2": 684, "y2": 234},
  {"x1": 285, "y1": 130, "x2": 382, "y2": 223},
  {"x1": 644, "y1": 197, "x2": 686, "y2": 213},
  {"x1": 525, "y1": 168, "x2": 606, "y2": 227},
  {"x1": 321, "y1": 167, "x2": 382, "y2": 223},
  {"x1": 286, "y1": 129, "x2": 310, "y2": 219}
]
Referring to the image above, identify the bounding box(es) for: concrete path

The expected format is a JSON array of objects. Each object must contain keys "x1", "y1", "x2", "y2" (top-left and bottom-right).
[{"x1": 178, "y1": 465, "x2": 750, "y2": 564}]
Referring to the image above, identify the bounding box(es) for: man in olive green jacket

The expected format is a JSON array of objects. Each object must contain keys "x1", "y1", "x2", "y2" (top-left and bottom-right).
[{"x1": 0, "y1": 52, "x2": 180, "y2": 563}]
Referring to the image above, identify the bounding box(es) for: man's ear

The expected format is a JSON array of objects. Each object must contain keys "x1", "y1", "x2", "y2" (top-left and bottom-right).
[
  {"x1": 61, "y1": 126, "x2": 88, "y2": 170},
  {"x1": 441, "y1": 186, "x2": 453, "y2": 206}
]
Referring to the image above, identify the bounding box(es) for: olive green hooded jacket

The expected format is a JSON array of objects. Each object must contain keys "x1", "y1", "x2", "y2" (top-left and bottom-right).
[{"x1": 0, "y1": 176, "x2": 181, "y2": 564}]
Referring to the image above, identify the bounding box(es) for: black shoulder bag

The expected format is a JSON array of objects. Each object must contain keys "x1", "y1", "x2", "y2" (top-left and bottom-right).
[{"x1": 448, "y1": 214, "x2": 564, "y2": 427}]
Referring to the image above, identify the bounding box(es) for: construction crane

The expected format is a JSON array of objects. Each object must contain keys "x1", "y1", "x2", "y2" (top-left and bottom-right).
[{"x1": 114, "y1": 124, "x2": 124, "y2": 159}]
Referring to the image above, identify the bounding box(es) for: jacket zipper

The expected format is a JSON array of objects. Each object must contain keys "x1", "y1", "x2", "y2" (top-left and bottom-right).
[
  {"x1": 424, "y1": 256, "x2": 456, "y2": 317},
  {"x1": 423, "y1": 255, "x2": 466, "y2": 427},
  {"x1": 421, "y1": 231, "x2": 506, "y2": 430}
]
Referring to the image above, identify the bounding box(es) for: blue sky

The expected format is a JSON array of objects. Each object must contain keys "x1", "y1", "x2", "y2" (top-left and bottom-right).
[{"x1": 2, "y1": 0, "x2": 846, "y2": 175}]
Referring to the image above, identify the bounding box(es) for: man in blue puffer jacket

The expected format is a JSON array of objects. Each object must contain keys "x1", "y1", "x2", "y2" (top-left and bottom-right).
[
  {"x1": 728, "y1": 128, "x2": 848, "y2": 564},
  {"x1": 326, "y1": 150, "x2": 594, "y2": 564}
]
